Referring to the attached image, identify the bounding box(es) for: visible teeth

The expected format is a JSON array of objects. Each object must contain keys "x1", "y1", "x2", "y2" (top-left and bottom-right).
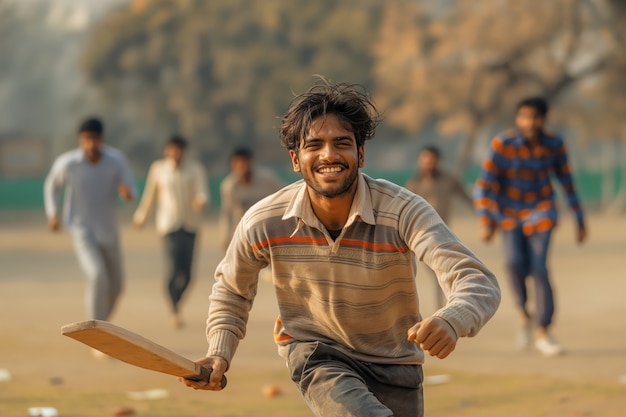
[{"x1": 318, "y1": 166, "x2": 342, "y2": 173}]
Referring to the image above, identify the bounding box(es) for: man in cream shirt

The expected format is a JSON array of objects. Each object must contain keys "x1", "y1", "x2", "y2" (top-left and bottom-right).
[{"x1": 133, "y1": 135, "x2": 208, "y2": 328}]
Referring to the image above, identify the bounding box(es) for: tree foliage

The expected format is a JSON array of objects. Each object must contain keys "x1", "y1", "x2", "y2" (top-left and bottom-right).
[
  {"x1": 82, "y1": 0, "x2": 626, "y2": 178},
  {"x1": 81, "y1": 0, "x2": 381, "y2": 169},
  {"x1": 372, "y1": 0, "x2": 626, "y2": 173},
  {"x1": 565, "y1": 0, "x2": 626, "y2": 140}
]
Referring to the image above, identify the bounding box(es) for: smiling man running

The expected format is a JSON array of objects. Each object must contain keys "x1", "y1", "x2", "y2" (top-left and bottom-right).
[{"x1": 180, "y1": 79, "x2": 501, "y2": 417}]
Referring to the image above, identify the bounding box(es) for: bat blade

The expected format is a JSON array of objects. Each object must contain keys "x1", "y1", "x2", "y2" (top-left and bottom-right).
[{"x1": 61, "y1": 320, "x2": 226, "y2": 387}]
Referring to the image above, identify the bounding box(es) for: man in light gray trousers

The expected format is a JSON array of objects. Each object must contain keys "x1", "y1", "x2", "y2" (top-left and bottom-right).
[{"x1": 44, "y1": 117, "x2": 136, "y2": 325}]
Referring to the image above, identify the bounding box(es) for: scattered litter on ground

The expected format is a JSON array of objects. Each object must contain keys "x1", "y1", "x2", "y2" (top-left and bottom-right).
[
  {"x1": 126, "y1": 389, "x2": 169, "y2": 400},
  {"x1": 423, "y1": 374, "x2": 451, "y2": 385},
  {"x1": 112, "y1": 405, "x2": 136, "y2": 416},
  {"x1": 48, "y1": 377, "x2": 64, "y2": 386},
  {"x1": 0, "y1": 368, "x2": 11, "y2": 382},
  {"x1": 262, "y1": 384, "x2": 282, "y2": 398},
  {"x1": 28, "y1": 407, "x2": 59, "y2": 417}
]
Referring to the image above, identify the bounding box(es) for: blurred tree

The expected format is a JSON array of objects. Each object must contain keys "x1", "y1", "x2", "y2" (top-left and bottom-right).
[
  {"x1": 0, "y1": 0, "x2": 128, "y2": 157},
  {"x1": 372, "y1": 0, "x2": 625, "y2": 178},
  {"x1": 572, "y1": 0, "x2": 626, "y2": 212},
  {"x1": 0, "y1": 0, "x2": 80, "y2": 144},
  {"x1": 81, "y1": 0, "x2": 382, "y2": 171}
]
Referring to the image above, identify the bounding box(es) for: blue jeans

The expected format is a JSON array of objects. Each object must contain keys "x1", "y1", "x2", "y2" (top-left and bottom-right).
[
  {"x1": 287, "y1": 341, "x2": 424, "y2": 417},
  {"x1": 164, "y1": 228, "x2": 196, "y2": 313},
  {"x1": 501, "y1": 227, "x2": 554, "y2": 328},
  {"x1": 72, "y1": 232, "x2": 123, "y2": 321}
]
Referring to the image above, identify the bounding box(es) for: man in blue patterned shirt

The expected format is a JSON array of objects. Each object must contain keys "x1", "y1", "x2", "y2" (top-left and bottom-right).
[{"x1": 474, "y1": 97, "x2": 586, "y2": 356}]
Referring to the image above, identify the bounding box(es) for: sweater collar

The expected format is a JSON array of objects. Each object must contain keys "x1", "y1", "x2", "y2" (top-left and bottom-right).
[{"x1": 282, "y1": 172, "x2": 376, "y2": 236}]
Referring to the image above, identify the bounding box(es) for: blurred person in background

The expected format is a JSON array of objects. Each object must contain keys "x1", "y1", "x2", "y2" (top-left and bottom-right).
[
  {"x1": 474, "y1": 96, "x2": 587, "y2": 357},
  {"x1": 44, "y1": 117, "x2": 136, "y2": 341},
  {"x1": 180, "y1": 79, "x2": 500, "y2": 417},
  {"x1": 133, "y1": 135, "x2": 208, "y2": 329},
  {"x1": 219, "y1": 146, "x2": 283, "y2": 250},
  {"x1": 405, "y1": 145, "x2": 474, "y2": 309}
]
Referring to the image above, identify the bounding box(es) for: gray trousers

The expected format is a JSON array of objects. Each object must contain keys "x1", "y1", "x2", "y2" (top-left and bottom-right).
[
  {"x1": 287, "y1": 341, "x2": 424, "y2": 417},
  {"x1": 72, "y1": 232, "x2": 123, "y2": 321}
]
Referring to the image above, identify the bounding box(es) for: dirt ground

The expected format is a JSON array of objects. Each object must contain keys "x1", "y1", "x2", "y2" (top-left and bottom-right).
[{"x1": 1, "y1": 209, "x2": 625, "y2": 417}]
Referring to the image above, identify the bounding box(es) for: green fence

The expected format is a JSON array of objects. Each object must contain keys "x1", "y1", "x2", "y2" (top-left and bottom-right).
[{"x1": 0, "y1": 168, "x2": 622, "y2": 211}]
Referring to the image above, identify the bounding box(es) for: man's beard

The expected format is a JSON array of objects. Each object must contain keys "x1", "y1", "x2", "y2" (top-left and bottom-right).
[
  {"x1": 85, "y1": 148, "x2": 102, "y2": 161},
  {"x1": 302, "y1": 162, "x2": 359, "y2": 199}
]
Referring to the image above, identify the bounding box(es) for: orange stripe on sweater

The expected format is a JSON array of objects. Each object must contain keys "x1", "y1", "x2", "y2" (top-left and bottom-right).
[
  {"x1": 252, "y1": 236, "x2": 327, "y2": 250},
  {"x1": 274, "y1": 334, "x2": 294, "y2": 342},
  {"x1": 273, "y1": 317, "x2": 294, "y2": 342},
  {"x1": 253, "y1": 236, "x2": 408, "y2": 252}
]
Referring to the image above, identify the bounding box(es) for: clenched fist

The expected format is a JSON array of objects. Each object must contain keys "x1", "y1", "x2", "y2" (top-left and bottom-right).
[{"x1": 407, "y1": 316, "x2": 458, "y2": 359}]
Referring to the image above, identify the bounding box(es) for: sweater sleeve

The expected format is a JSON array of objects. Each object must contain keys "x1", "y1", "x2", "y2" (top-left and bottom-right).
[
  {"x1": 452, "y1": 176, "x2": 474, "y2": 208},
  {"x1": 133, "y1": 162, "x2": 158, "y2": 226},
  {"x1": 552, "y1": 140, "x2": 585, "y2": 227},
  {"x1": 43, "y1": 155, "x2": 67, "y2": 219},
  {"x1": 116, "y1": 151, "x2": 138, "y2": 200},
  {"x1": 474, "y1": 136, "x2": 504, "y2": 229},
  {"x1": 205, "y1": 219, "x2": 268, "y2": 365},
  {"x1": 401, "y1": 196, "x2": 501, "y2": 338},
  {"x1": 193, "y1": 162, "x2": 209, "y2": 206}
]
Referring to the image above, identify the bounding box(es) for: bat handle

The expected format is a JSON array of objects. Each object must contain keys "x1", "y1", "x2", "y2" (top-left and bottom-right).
[{"x1": 188, "y1": 366, "x2": 227, "y2": 389}]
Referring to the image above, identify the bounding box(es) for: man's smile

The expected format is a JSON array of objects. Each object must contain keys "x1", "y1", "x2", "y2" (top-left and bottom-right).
[
  {"x1": 315, "y1": 163, "x2": 348, "y2": 177},
  {"x1": 317, "y1": 166, "x2": 343, "y2": 173}
]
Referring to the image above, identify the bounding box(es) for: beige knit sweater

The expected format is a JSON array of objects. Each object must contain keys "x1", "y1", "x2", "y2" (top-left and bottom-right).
[{"x1": 206, "y1": 173, "x2": 500, "y2": 366}]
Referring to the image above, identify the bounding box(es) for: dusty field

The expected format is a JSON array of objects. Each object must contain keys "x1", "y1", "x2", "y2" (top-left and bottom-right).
[{"x1": 1, "y1": 210, "x2": 625, "y2": 417}]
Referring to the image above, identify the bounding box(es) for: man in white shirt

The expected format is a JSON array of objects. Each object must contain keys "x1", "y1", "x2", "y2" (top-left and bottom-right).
[
  {"x1": 133, "y1": 135, "x2": 208, "y2": 328},
  {"x1": 44, "y1": 117, "x2": 137, "y2": 325}
]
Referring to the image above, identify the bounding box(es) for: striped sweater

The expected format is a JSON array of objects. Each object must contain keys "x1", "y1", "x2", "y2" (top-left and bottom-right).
[{"x1": 206, "y1": 173, "x2": 500, "y2": 366}]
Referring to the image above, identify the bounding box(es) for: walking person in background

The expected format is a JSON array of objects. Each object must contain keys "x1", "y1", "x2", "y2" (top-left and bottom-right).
[
  {"x1": 133, "y1": 135, "x2": 208, "y2": 329},
  {"x1": 474, "y1": 96, "x2": 587, "y2": 357},
  {"x1": 44, "y1": 117, "x2": 136, "y2": 335},
  {"x1": 180, "y1": 79, "x2": 500, "y2": 417},
  {"x1": 405, "y1": 145, "x2": 474, "y2": 309},
  {"x1": 219, "y1": 146, "x2": 283, "y2": 249}
]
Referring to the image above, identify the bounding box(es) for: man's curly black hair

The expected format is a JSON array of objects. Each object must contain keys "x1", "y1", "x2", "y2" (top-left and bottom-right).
[{"x1": 279, "y1": 77, "x2": 382, "y2": 152}]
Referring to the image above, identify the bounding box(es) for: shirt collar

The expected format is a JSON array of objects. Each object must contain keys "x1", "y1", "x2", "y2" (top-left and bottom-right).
[
  {"x1": 282, "y1": 172, "x2": 376, "y2": 236},
  {"x1": 417, "y1": 169, "x2": 441, "y2": 180},
  {"x1": 79, "y1": 146, "x2": 109, "y2": 163},
  {"x1": 164, "y1": 157, "x2": 183, "y2": 170},
  {"x1": 513, "y1": 127, "x2": 546, "y2": 145}
]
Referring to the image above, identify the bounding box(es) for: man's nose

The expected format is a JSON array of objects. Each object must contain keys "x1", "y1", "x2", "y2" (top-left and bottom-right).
[{"x1": 319, "y1": 143, "x2": 339, "y2": 160}]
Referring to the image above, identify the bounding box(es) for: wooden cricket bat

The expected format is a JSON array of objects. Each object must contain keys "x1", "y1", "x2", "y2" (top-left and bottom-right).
[{"x1": 61, "y1": 320, "x2": 226, "y2": 388}]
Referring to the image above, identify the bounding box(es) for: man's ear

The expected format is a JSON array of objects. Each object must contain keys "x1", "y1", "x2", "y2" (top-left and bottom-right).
[
  {"x1": 358, "y1": 145, "x2": 365, "y2": 168},
  {"x1": 289, "y1": 150, "x2": 300, "y2": 172}
]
